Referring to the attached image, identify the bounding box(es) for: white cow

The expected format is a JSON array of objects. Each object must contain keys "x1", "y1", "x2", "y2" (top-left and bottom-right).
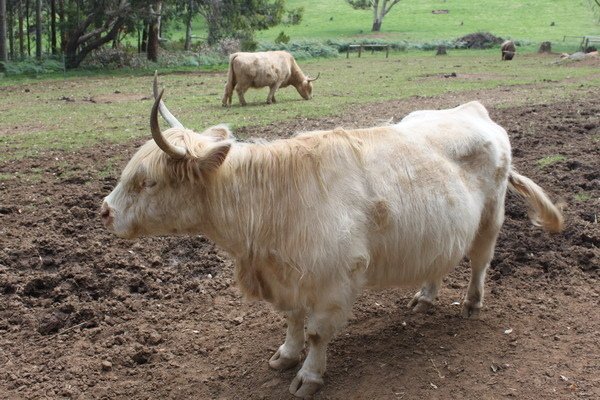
[
  {"x1": 222, "y1": 51, "x2": 319, "y2": 106},
  {"x1": 101, "y1": 80, "x2": 563, "y2": 398}
]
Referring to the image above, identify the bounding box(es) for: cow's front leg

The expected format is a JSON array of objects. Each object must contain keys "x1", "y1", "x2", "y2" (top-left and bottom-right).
[
  {"x1": 269, "y1": 309, "x2": 305, "y2": 371},
  {"x1": 289, "y1": 306, "x2": 349, "y2": 398},
  {"x1": 408, "y1": 280, "x2": 440, "y2": 313},
  {"x1": 266, "y1": 83, "x2": 281, "y2": 104}
]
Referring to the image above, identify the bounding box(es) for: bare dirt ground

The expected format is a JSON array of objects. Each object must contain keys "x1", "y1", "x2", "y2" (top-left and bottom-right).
[{"x1": 0, "y1": 88, "x2": 599, "y2": 400}]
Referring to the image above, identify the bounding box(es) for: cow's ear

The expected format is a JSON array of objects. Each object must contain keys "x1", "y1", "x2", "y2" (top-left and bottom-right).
[
  {"x1": 200, "y1": 141, "x2": 231, "y2": 171},
  {"x1": 202, "y1": 124, "x2": 234, "y2": 141}
]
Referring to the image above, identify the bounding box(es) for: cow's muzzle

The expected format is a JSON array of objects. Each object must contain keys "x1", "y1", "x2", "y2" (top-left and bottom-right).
[{"x1": 100, "y1": 201, "x2": 114, "y2": 229}]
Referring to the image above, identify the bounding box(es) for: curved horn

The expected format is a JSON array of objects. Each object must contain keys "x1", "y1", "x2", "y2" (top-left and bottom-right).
[
  {"x1": 307, "y1": 72, "x2": 320, "y2": 82},
  {"x1": 151, "y1": 90, "x2": 187, "y2": 159},
  {"x1": 153, "y1": 71, "x2": 184, "y2": 129}
]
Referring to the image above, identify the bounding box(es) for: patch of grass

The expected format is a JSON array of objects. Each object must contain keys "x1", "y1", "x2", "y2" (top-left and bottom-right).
[
  {"x1": 537, "y1": 154, "x2": 566, "y2": 168},
  {"x1": 0, "y1": 173, "x2": 16, "y2": 182},
  {"x1": 574, "y1": 192, "x2": 593, "y2": 202},
  {"x1": 1, "y1": 51, "x2": 599, "y2": 162}
]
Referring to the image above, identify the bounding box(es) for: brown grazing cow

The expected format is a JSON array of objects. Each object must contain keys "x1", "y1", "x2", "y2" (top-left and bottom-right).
[
  {"x1": 222, "y1": 51, "x2": 319, "y2": 106},
  {"x1": 501, "y1": 40, "x2": 516, "y2": 60}
]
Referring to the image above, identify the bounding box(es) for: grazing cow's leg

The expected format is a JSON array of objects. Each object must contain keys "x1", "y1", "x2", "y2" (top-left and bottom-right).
[
  {"x1": 222, "y1": 82, "x2": 235, "y2": 107},
  {"x1": 408, "y1": 280, "x2": 441, "y2": 313},
  {"x1": 236, "y1": 85, "x2": 248, "y2": 106},
  {"x1": 267, "y1": 83, "x2": 281, "y2": 104},
  {"x1": 289, "y1": 303, "x2": 351, "y2": 398},
  {"x1": 269, "y1": 309, "x2": 306, "y2": 371},
  {"x1": 463, "y1": 204, "x2": 504, "y2": 318}
]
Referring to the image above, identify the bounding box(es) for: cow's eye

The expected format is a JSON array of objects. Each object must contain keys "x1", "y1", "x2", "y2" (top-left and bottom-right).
[{"x1": 143, "y1": 180, "x2": 157, "y2": 189}]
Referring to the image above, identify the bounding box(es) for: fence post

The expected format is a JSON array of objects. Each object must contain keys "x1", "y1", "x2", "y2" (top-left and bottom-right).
[
  {"x1": 358, "y1": 45, "x2": 362, "y2": 58},
  {"x1": 386, "y1": 45, "x2": 389, "y2": 58}
]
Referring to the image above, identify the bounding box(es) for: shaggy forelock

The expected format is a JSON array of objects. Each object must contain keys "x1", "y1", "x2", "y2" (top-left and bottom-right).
[{"x1": 121, "y1": 128, "x2": 233, "y2": 185}]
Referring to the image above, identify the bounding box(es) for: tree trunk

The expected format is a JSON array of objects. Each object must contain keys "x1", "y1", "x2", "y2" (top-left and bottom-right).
[
  {"x1": 64, "y1": 15, "x2": 125, "y2": 69},
  {"x1": 141, "y1": 23, "x2": 147, "y2": 52},
  {"x1": 18, "y1": 0, "x2": 24, "y2": 59},
  {"x1": 369, "y1": 0, "x2": 379, "y2": 32},
  {"x1": 58, "y1": 0, "x2": 64, "y2": 53},
  {"x1": 0, "y1": 0, "x2": 7, "y2": 62},
  {"x1": 25, "y1": 0, "x2": 30, "y2": 56},
  {"x1": 35, "y1": 0, "x2": 41, "y2": 60},
  {"x1": 370, "y1": 0, "x2": 400, "y2": 32},
  {"x1": 184, "y1": 0, "x2": 193, "y2": 51},
  {"x1": 7, "y1": 0, "x2": 13, "y2": 60},
  {"x1": 147, "y1": 2, "x2": 161, "y2": 62},
  {"x1": 371, "y1": 19, "x2": 381, "y2": 32},
  {"x1": 50, "y1": 0, "x2": 56, "y2": 54}
]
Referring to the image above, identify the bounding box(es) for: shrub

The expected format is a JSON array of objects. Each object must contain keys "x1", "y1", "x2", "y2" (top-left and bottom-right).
[
  {"x1": 81, "y1": 47, "x2": 135, "y2": 69},
  {"x1": 275, "y1": 31, "x2": 291, "y2": 44},
  {"x1": 3, "y1": 58, "x2": 64, "y2": 76},
  {"x1": 218, "y1": 38, "x2": 242, "y2": 56},
  {"x1": 455, "y1": 32, "x2": 504, "y2": 49},
  {"x1": 258, "y1": 40, "x2": 338, "y2": 59},
  {"x1": 285, "y1": 7, "x2": 304, "y2": 25}
]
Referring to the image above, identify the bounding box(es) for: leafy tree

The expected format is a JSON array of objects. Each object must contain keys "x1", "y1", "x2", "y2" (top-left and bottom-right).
[
  {"x1": 346, "y1": 0, "x2": 401, "y2": 32},
  {"x1": 197, "y1": 0, "x2": 285, "y2": 46}
]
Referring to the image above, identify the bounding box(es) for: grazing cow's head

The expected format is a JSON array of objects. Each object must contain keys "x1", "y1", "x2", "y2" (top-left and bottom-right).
[
  {"x1": 296, "y1": 73, "x2": 320, "y2": 100},
  {"x1": 100, "y1": 88, "x2": 233, "y2": 239}
]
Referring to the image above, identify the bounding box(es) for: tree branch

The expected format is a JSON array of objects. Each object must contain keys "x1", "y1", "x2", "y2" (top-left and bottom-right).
[
  {"x1": 77, "y1": 27, "x2": 104, "y2": 45},
  {"x1": 383, "y1": 0, "x2": 401, "y2": 16}
]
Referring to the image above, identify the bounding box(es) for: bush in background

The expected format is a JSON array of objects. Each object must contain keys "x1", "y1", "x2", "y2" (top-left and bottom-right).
[
  {"x1": 275, "y1": 31, "x2": 291, "y2": 44},
  {"x1": 258, "y1": 40, "x2": 339, "y2": 58},
  {"x1": 3, "y1": 58, "x2": 64, "y2": 76}
]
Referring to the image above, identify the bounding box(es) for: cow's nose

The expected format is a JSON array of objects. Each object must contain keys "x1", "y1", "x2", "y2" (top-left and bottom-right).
[{"x1": 100, "y1": 201, "x2": 113, "y2": 227}]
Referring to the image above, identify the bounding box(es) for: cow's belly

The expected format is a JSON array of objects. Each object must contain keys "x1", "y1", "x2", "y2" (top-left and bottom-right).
[{"x1": 363, "y1": 187, "x2": 483, "y2": 288}]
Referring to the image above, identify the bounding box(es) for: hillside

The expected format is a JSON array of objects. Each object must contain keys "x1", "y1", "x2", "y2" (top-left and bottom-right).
[{"x1": 253, "y1": 0, "x2": 598, "y2": 46}]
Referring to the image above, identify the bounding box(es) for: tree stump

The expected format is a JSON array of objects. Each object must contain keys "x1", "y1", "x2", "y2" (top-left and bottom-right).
[
  {"x1": 436, "y1": 45, "x2": 447, "y2": 55},
  {"x1": 539, "y1": 42, "x2": 552, "y2": 53}
]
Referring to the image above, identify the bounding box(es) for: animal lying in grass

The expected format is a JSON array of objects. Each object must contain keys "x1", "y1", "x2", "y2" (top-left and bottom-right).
[{"x1": 101, "y1": 75, "x2": 563, "y2": 398}]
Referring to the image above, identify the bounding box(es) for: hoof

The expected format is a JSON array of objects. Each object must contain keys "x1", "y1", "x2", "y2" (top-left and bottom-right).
[
  {"x1": 289, "y1": 371, "x2": 324, "y2": 399},
  {"x1": 269, "y1": 349, "x2": 300, "y2": 371},
  {"x1": 411, "y1": 300, "x2": 432, "y2": 313},
  {"x1": 408, "y1": 293, "x2": 433, "y2": 313},
  {"x1": 461, "y1": 301, "x2": 482, "y2": 319}
]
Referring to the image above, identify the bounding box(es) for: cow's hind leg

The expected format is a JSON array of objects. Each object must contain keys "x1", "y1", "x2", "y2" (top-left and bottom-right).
[
  {"x1": 222, "y1": 82, "x2": 235, "y2": 107},
  {"x1": 289, "y1": 302, "x2": 352, "y2": 398},
  {"x1": 269, "y1": 309, "x2": 305, "y2": 371},
  {"x1": 463, "y1": 205, "x2": 504, "y2": 318},
  {"x1": 236, "y1": 85, "x2": 248, "y2": 106},
  {"x1": 408, "y1": 280, "x2": 441, "y2": 313}
]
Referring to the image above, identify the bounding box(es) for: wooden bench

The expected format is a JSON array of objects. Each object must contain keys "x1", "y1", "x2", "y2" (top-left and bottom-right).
[{"x1": 346, "y1": 44, "x2": 390, "y2": 58}]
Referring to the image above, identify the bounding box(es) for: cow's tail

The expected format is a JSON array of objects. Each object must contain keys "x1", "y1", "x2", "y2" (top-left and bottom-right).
[
  {"x1": 222, "y1": 54, "x2": 238, "y2": 106},
  {"x1": 507, "y1": 169, "x2": 564, "y2": 233}
]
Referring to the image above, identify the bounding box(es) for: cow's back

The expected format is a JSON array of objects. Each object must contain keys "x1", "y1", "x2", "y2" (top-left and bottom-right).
[
  {"x1": 329, "y1": 103, "x2": 512, "y2": 288},
  {"x1": 231, "y1": 51, "x2": 293, "y2": 88}
]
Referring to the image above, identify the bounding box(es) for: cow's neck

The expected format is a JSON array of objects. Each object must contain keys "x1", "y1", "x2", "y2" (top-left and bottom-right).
[
  {"x1": 200, "y1": 140, "x2": 321, "y2": 260},
  {"x1": 288, "y1": 65, "x2": 304, "y2": 87}
]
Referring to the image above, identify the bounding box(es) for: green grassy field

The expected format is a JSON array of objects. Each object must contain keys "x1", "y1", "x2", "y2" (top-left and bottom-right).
[
  {"x1": 167, "y1": 0, "x2": 599, "y2": 51},
  {"x1": 2, "y1": 50, "x2": 599, "y2": 164}
]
